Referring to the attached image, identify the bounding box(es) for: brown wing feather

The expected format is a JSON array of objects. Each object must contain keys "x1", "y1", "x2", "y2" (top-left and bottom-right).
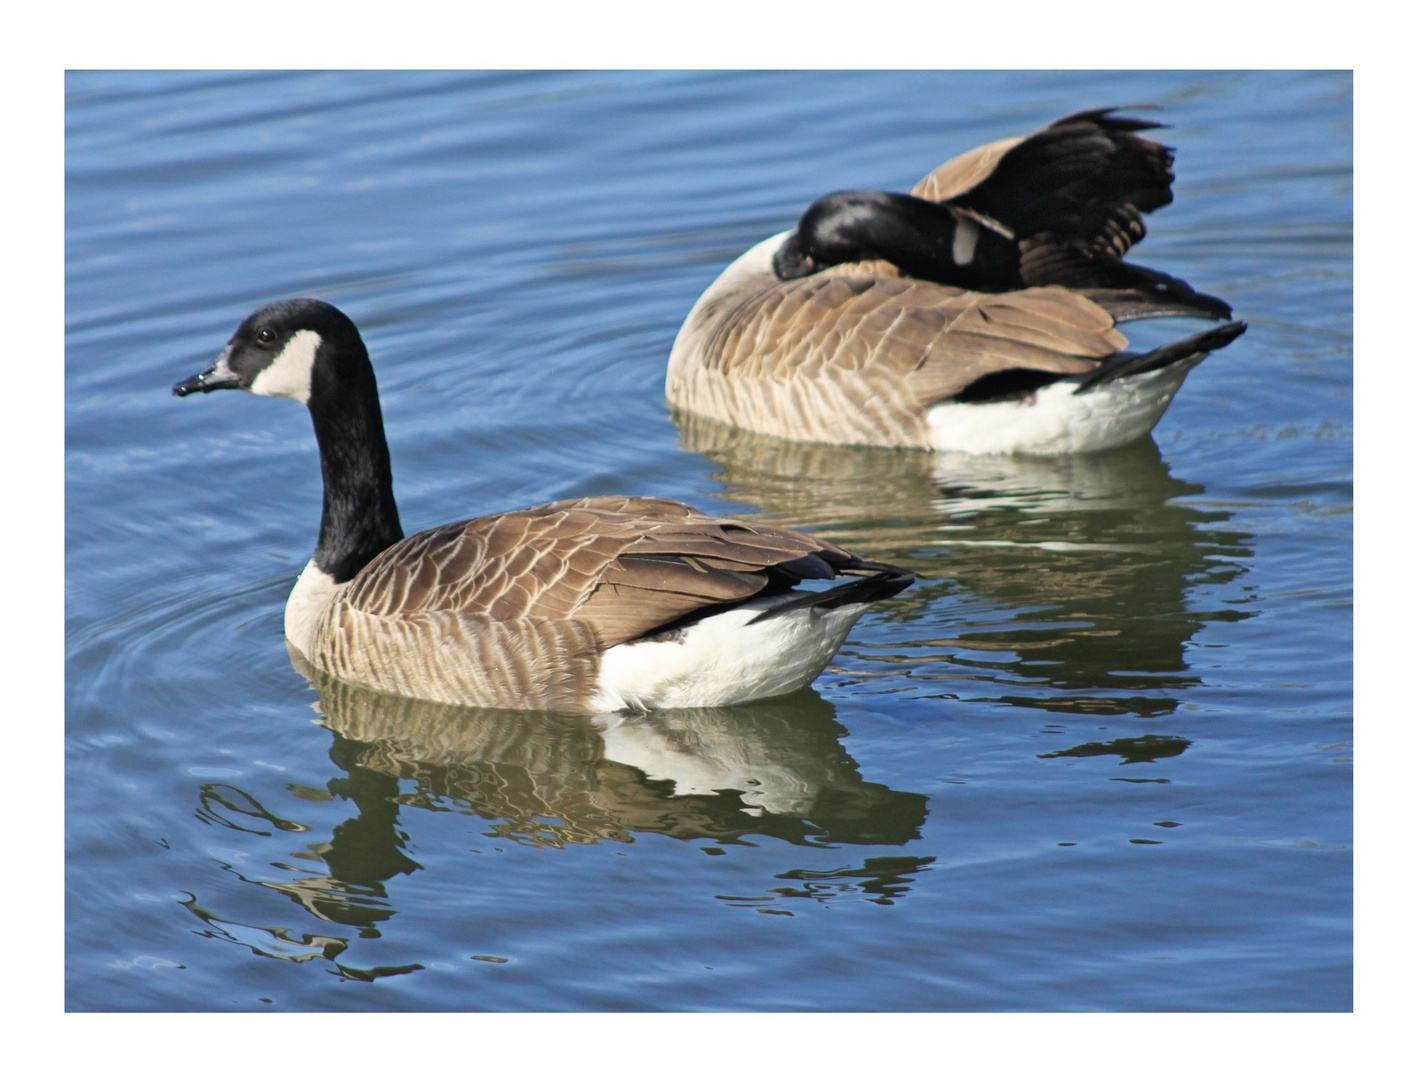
[
  {"x1": 911, "y1": 108, "x2": 1172, "y2": 265},
  {"x1": 340, "y1": 495, "x2": 853, "y2": 648},
  {"x1": 910, "y1": 134, "x2": 1027, "y2": 204},
  {"x1": 675, "y1": 274, "x2": 1126, "y2": 445}
]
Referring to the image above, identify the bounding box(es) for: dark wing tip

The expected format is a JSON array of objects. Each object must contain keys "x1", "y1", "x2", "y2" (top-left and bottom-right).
[
  {"x1": 773, "y1": 552, "x2": 838, "y2": 581},
  {"x1": 1049, "y1": 105, "x2": 1170, "y2": 133},
  {"x1": 747, "y1": 568, "x2": 915, "y2": 624},
  {"x1": 1073, "y1": 320, "x2": 1247, "y2": 392}
]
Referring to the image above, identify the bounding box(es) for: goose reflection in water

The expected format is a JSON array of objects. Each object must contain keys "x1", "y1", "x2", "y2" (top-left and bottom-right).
[
  {"x1": 206, "y1": 663, "x2": 930, "y2": 940},
  {"x1": 677, "y1": 414, "x2": 1256, "y2": 718}
]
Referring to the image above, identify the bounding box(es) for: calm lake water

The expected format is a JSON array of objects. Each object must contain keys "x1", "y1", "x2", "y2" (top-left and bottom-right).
[{"x1": 65, "y1": 70, "x2": 1352, "y2": 1012}]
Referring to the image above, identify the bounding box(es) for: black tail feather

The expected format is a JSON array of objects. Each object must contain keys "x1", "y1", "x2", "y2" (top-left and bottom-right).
[
  {"x1": 748, "y1": 568, "x2": 915, "y2": 624},
  {"x1": 1073, "y1": 321, "x2": 1247, "y2": 393}
]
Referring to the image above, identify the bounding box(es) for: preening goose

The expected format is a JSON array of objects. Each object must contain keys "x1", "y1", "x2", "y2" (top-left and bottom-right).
[
  {"x1": 667, "y1": 107, "x2": 1248, "y2": 454},
  {"x1": 173, "y1": 299, "x2": 912, "y2": 713}
]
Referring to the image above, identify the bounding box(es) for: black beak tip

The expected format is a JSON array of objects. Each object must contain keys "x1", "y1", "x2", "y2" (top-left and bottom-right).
[{"x1": 173, "y1": 370, "x2": 241, "y2": 396}]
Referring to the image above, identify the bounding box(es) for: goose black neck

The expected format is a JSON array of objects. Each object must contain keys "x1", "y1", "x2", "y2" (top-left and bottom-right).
[
  {"x1": 307, "y1": 339, "x2": 404, "y2": 584},
  {"x1": 773, "y1": 190, "x2": 1020, "y2": 290}
]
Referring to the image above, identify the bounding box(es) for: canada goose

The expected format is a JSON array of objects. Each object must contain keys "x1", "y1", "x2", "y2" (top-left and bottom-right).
[
  {"x1": 173, "y1": 299, "x2": 912, "y2": 712},
  {"x1": 667, "y1": 107, "x2": 1248, "y2": 454}
]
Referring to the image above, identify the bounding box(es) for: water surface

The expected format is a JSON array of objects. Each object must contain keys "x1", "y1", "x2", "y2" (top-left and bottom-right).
[{"x1": 65, "y1": 70, "x2": 1351, "y2": 1011}]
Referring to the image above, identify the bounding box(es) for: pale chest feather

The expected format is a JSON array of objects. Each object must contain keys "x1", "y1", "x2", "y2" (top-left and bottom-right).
[{"x1": 285, "y1": 561, "x2": 345, "y2": 657}]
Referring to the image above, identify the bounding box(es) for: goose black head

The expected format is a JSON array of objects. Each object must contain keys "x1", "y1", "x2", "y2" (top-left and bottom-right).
[{"x1": 173, "y1": 298, "x2": 367, "y2": 403}]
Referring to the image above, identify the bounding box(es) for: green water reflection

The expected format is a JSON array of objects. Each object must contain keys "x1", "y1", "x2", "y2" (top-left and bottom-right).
[
  {"x1": 679, "y1": 416, "x2": 1256, "y2": 718},
  {"x1": 182, "y1": 671, "x2": 931, "y2": 955},
  {"x1": 307, "y1": 670, "x2": 927, "y2": 849}
]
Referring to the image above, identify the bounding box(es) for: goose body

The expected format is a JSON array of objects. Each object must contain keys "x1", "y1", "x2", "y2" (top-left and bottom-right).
[
  {"x1": 667, "y1": 108, "x2": 1247, "y2": 454},
  {"x1": 174, "y1": 300, "x2": 911, "y2": 713}
]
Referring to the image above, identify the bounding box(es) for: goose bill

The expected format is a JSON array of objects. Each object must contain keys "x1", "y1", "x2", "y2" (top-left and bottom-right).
[{"x1": 172, "y1": 346, "x2": 243, "y2": 396}]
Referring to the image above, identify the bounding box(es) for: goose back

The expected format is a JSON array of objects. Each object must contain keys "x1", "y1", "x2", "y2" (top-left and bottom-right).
[
  {"x1": 669, "y1": 274, "x2": 1127, "y2": 448},
  {"x1": 667, "y1": 108, "x2": 1242, "y2": 451},
  {"x1": 308, "y1": 495, "x2": 878, "y2": 711}
]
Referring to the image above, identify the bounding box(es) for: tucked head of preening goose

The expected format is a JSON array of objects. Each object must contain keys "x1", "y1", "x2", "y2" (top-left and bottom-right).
[
  {"x1": 667, "y1": 107, "x2": 1247, "y2": 455},
  {"x1": 174, "y1": 299, "x2": 912, "y2": 713}
]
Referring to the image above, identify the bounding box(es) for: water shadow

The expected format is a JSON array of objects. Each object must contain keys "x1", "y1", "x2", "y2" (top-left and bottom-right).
[
  {"x1": 191, "y1": 667, "x2": 933, "y2": 938},
  {"x1": 307, "y1": 668, "x2": 927, "y2": 849},
  {"x1": 678, "y1": 414, "x2": 1255, "y2": 716}
]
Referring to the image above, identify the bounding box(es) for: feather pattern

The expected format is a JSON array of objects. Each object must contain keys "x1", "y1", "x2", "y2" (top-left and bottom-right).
[
  {"x1": 667, "y1": 108, "x2": 1244, "y2": 452},
  {"x1": 308, "y1": 495, "x2": 883, "y2": 711},
  {"x1": 911, "y1": 107, "x2": 1172, "y2": 263},
  {"x1": 670, "y1": 273, "x2": 1127, "y2": 448},
  {"x1": 174, "y1": 299, "x2": 913, "y2": 713}
]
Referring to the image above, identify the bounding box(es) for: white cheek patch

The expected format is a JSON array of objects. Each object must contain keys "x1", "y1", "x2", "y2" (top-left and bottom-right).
[
  {"x1": 250, "y1": 329, "x2": 321, "y2": 403},
  {"x1": 952, "y1": 218, "x2": 979, "y2": 266}
]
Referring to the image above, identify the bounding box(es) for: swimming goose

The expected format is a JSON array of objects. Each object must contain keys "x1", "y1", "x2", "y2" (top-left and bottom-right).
[
  {"x1": 667, "y1": 107, "x2": 1247, "y2": 455},
  {"x1": 173, "y1": 299, "x2": 912, "y2": 712}
]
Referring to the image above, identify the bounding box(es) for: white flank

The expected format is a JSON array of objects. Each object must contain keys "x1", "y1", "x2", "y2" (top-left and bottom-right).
[
  {"x1": 284, "y1": 559, "x2": 343, "y2": 657},
  {"x1": 952, "y1": 218, "x2": 979, "y2": 265},
  {"x1": 926, "y1": 355, "x2": 1204, "y2": 455},
  {"x1": 251, "y1": 329, "x2": 322, "y2": 403},
  {"x1": 590, "y1": 590, "x2": 870, "y2": 712}
]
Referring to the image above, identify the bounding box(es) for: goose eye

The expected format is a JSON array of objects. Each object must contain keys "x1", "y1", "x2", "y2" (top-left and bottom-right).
[{"x1": 255, "y1": 327, "x2": 276, "y2": 345}]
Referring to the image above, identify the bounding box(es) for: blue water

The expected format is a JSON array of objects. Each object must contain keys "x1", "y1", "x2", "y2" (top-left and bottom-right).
[{"x1": 65, "y1": 70, "x2": 1351, "y2": 1011}]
